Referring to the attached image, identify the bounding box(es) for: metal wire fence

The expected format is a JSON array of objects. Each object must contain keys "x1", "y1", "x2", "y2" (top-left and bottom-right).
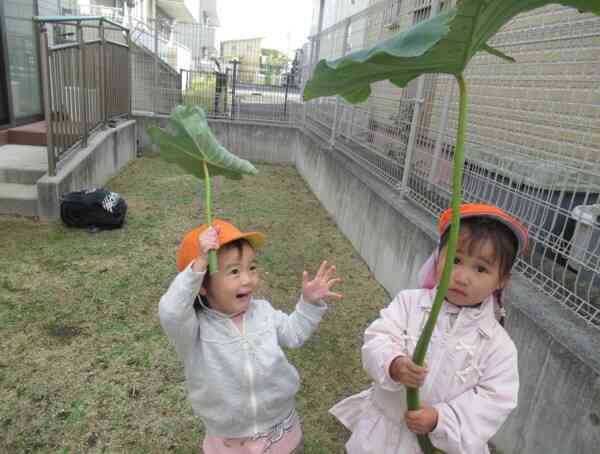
[
  {"x1": 302, "y1": 0, "x2": 600, "y2": 327},
  {"x1": 128, "y1": 19, "x2": 302, "y2": 123}
]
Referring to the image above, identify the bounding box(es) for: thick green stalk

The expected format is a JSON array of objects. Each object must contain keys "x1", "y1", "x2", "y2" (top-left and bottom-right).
[
  {"x1": 407, "y1": 73, "x2": 468, "y2": 454},
  {"x1": 202, "y1": 160, "x2": 218, "y2": 274}
]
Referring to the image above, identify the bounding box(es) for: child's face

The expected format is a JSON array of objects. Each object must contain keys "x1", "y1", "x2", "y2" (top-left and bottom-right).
[
  {"x1": 436, "y1": 233, "x2": 506, "y2": 307},
  {"x1": 200, "y1": 242, "x2": 259, "y2": 315}
]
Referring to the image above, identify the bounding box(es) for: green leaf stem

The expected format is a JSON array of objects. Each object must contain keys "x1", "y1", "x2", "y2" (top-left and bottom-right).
[{"x1": 149, "y1": 105, "x2": 257, "y2": 273}]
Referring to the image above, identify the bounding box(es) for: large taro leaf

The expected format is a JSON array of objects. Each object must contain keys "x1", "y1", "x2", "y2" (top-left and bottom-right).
[
  {"x1": 148, "y1": 104, "x2": 257, "y2": 180},
  {"x1": 303, "y1": 0, "x2": 600, "y2": 104}
]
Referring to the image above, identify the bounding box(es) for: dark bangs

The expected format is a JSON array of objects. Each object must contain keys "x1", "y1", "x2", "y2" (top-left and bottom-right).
[
  {"x1": 440, "y1": 217, "x2": 518, "y2": 279},
  {"x1": 193, "y1": 238, "x2": 254, "y2": 316}
]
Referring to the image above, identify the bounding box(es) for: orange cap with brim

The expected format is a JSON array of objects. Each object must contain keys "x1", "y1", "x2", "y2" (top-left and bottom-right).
[
  {"x1": 438, "y1": 203, "x2": 529, "y2": 256},
  {"x1": 177, "y1": 218, "x2": 266, "y2": 271}
]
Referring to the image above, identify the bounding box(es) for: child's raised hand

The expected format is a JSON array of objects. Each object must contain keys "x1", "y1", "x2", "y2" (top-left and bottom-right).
[
  {"x1": 301, "y1": 260, "x2": 343, "y2": 305},
  {"x1": 192, "y1": 226, "x2": 220, "y2": 272},
  {"x1": 389, "y1": 356, "x2": 428, "y2": 388},
  {"x1": 405, "y1": 406, "x2": 438, "y2": 435}
]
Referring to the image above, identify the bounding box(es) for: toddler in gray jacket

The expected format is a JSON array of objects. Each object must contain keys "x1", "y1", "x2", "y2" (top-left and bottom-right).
[{"x1": 159, "y1": 218, "x2": 343, "y2": 454}]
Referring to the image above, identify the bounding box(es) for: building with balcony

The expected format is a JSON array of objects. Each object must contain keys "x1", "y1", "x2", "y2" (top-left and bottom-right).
[
  {"x1": 220, "y1": 37, "x2": 263, "y2": 70},
  {"x1": 0, "y1": 0, "x2": 219, "y2": 134},
  {"x1": 177, "y1": 0, "x2": 219, "y2": 70}
]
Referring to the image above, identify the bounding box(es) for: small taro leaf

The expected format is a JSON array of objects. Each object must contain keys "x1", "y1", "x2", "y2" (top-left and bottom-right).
[
  {"x1": 303, "y1": 10, "x2": 457, "y2": 103},
  {"x1": 168, "y1": 105, "x2": 257, "y2": 177},
  {"x1": 148, "y1": 126, "x2": 243, "y2": 180},
  {"x1": 303, "y1": 0, "x2": 600, "y2": 104}
]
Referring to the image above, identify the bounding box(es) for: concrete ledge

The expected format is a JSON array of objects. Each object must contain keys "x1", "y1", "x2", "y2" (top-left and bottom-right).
[
  {"x1": 37, "y1": 120, "x2": 137, "y2": 219},
  {"x1": 211, "y1": 119, "x2": 600, "y2": 454},
  {"x1": 0, "y1": 145, "x2": 47, "y2": 184},
  {"x1": 0, "y1": 183, "x2": 38, "y2": 216}
]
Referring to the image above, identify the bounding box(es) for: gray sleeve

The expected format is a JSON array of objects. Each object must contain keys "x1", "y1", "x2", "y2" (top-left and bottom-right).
[
  {"x1": 158, "y1": 263, "x2": 204, "y2": 359},
  {"x1": 269, "y1": 296, "x2": 328, "y2": 348}
]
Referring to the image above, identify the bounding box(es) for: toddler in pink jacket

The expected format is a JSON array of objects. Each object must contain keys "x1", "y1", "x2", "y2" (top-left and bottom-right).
[{"x1": 330, "y1": 203, "x2": 528, "y2": 454}]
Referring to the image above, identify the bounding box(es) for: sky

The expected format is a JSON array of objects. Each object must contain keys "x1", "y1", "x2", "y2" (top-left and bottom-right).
[{"x1": 216, "y1": 0, "x2": 315, "y2": 57}]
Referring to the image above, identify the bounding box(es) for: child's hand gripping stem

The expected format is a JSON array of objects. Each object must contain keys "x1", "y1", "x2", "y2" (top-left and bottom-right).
[{"x1": 191, "y1": 226, "x2": 220, "y2": 273}]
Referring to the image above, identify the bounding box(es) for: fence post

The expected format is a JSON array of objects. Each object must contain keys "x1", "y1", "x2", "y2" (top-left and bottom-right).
[
  {"x1": 302, "y1": 70, "x2": 308, "y2": 126},
  {"x1": 77, "y1": 21, "x2": 88, "y2": 148},
  {"x1": 152, "y1": 19, "x2": 159, "y2": 153},
  {"x1": 329, "y1": 18, "x2": 351, "y2": 149},
  {"x1": 99, "y1": 19, "x2": 107, "y2": 124},
  {"x1": 302, "y1": 39, "x2": 315, "y2": 127},
  {"x1": 231, "y1": 59, "x2": 239, "y2": 120},
  {"x1": 153, "y1": 19, "x2": 159, "y2": 115},
  {"x1": 39, "y1": 22, "x2": 56, "y2": 176},
  {"x1": 399, "y1": 0, "x2": 442, "y2": 194},
  {"x1": 127, "y1": 29, "x2": 132, "y2": 116},
  {"x1": 399, "y1": 76, "x2": 424, "y2": 194},
  {"x1": 283, "y1": 73, "x2": 290, "y2": 120},
  {"x1": 428, "y1": 80, "x2": 454, "y2": 186},
  {"x1": 224, "y1": 68, "x2": 230, "y2": 116}
]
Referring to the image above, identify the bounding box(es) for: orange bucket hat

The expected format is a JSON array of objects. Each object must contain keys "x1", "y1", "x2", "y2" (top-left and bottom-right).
[
  {"x1": 438, "y1": 203, "x2": 528, "y2": 256},
  {"x1": 177, "y1": 219, "x2": 266, "y2": 271}
]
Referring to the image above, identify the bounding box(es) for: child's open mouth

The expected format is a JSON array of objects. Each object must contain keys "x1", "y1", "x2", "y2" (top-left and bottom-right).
[{"x1": 236, "y1": 292, "x2": 251, "y2": 301}]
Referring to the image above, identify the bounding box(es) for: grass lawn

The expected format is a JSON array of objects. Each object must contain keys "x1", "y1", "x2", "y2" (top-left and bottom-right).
[{"x1": 0, "y1": 155, "x2": 390, "y2": 453}]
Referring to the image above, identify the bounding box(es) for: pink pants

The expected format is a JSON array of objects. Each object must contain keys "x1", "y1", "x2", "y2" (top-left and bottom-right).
[{"x1": 201, "y1": 422, "x2": 303, "y2": 454}]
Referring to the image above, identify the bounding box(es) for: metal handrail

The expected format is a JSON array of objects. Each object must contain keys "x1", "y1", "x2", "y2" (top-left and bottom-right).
[
  {"x1": 35, "y1": 16, "x2": 131, "y2": 176},
  {"x1": 33, "y1": 16, "x2": 128, "y2": 32}
]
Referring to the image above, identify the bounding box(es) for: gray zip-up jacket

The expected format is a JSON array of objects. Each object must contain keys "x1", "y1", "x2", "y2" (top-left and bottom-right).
[{"x1": 159, "y1": 263, "x2": 328, "y2": 438}]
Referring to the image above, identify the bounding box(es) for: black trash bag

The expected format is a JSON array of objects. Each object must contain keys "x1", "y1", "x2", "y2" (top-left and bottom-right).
[{"x1": 60, "y1": 188, "x2": 127, "y2": 230}]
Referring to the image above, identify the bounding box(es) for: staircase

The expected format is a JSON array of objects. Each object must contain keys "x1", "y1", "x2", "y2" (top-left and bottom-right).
[{"x1": 0, "y1": 122, "x2": 48, "y2": 217}]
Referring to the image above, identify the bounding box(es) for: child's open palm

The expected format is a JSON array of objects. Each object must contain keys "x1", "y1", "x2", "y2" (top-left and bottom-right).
[{"x1": 302, "y1": 261, "x2": 343, "y2": 304}]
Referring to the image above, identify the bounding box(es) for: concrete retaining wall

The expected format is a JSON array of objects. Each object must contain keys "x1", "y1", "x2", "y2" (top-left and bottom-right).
[
  {"x1": 134, "y1": 115, "x2": 299, "y2": 164},
  {"x1": 37, "y1": 120, "x2": 137, "y2": 219},
  {"x1": 210, "y1": 120, "x2": 600, "y2": 454}
]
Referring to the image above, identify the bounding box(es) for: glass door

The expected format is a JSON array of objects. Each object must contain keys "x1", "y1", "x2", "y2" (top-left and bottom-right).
[
  {"x1": 3, "y1": 0, "x2": 43, "y2": 124},
  {"x1": 0, "y1": 3, "x2": 12, "y2": 126}
]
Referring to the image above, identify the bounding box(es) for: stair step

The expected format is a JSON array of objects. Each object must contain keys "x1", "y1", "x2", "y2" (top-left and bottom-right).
[
  {"x1": 0, "y1": 145, "x2": 47, "y2": 184},
  {"x1": 0, "y1": 183, "x2": 38, "y2": 217},
  {"x1": 7, "y1": 121, "x2": 47, "y2": 146}
]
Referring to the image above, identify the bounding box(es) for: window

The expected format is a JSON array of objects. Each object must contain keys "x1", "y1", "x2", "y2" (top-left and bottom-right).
[
  {"x1": 413, "y1": 1, "x2": 446, "y2": 24},
  {"x1": 383, "y1": 0, "x2": 402, "y2": 29}
]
